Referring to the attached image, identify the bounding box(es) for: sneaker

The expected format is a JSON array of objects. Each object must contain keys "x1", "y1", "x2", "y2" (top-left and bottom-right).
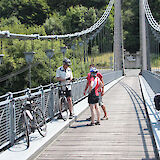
[
  {"x1": 86, "y1": 116, "x2": 91, "y2": 121},
  {"x1": 69, "y1": 114, "x2": 74, "y2": 119},
  {"x1": 87, "y1": 122, "x2": 95, "y2": 126},
  {"x1": 95, "y1": 121, "x2": 100, "y2": 125},
  {"x1": 101, "y1": 116, "x2": 108, "y2": 120}
]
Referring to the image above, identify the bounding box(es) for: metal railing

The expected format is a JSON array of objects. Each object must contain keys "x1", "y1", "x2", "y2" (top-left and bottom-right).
[
  {"x1": 142, "y1": 70, "x2": 160, "y2": 93},
  {"x1": 0, "y1": 70, "x2": 122, "y2": 150}
]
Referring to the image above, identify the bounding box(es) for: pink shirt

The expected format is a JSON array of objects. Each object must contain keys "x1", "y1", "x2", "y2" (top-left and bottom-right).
[{"x1": 87, "y1": 72, "x2": 103, "y2": 92}]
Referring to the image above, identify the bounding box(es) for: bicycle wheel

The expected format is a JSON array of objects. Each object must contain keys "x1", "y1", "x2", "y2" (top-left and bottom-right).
[
  {"x1": 21, "y1": 111, "x2": 30, "y2": 148},
  {"x1": 34, "y1": 107, "x2": 47, "y2": 137},
  {"x1": 59, "y1": 97, "x2": 69, "y2": 121}
]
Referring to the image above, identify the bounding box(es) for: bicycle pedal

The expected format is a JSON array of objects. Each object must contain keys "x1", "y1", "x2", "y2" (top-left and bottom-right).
[
  {"x1": 57, "y1": 115, "x2": 63, "y2": 119},
  {"x1": 31, "y1": 128, "x2": 35, "y2": 133}
]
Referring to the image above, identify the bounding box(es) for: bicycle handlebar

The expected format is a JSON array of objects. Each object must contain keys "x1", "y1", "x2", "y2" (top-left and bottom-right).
[
  {"x1": 55, "y1": 77, "x2": 84, "y2": 88},
  {"x1": 27, "y1": 94, "x2": 41, "y2": 101}
]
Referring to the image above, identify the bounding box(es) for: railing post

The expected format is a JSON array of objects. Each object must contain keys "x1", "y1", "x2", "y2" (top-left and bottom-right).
[
  {"x1": 71, "y1": 83, "x2": 75, "y2": 104},
  {"x1": 8, "y1": 92, "x2": 15, "y2": 146},
  {"x1": 40, "y1": 85, "x2": 45, "y2": 112},
  {"x1": 49, "y1": 84, "x2": 54, "y2": 119}
]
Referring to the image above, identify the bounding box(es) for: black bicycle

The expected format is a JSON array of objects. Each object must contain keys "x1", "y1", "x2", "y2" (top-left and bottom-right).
[
  {"x1": 57, "y1": 84, "x2": 69, "y2": 121},
  {"x1": 18, "y1": 95, "x2": 47, "y2": 148}
]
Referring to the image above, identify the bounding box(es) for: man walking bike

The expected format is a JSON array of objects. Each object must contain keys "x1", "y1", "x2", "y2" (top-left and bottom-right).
[{"x1": 56, "y1": 58, "x2": 74, "y2": 119}]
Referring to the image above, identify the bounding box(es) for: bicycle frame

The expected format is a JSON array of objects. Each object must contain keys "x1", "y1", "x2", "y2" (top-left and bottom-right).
[{"x1": 22, "y1": 101, "x2": 37, "y2": 131}]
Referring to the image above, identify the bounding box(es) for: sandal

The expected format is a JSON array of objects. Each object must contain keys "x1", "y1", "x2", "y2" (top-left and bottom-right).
[
  {"x1": 95, "y1": 121, "x2": 100, "y2": 125},
  {"x1": 101, "y1": 116, "x2": 108, "y2": 120},
  {"x1": 86, "y1": 117, "x2": 91, "y2": 121},
  {"x1": 88, "y1": 122, "x2": 95, "y2": 126}
]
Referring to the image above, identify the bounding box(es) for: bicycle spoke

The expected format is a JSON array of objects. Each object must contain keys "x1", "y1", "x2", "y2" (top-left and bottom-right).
[{"x1": 34, "y1": 107, "x2": 47, "y2": 137}]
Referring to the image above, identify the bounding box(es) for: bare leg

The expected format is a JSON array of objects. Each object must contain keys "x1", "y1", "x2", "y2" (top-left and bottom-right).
[
  {"x1": 95, "y1": 104, "x2": 100, "y2": 122},
  {"x1": 99, "y1": 92, "x2": 108, "y2": 118},
  {"x1": 67, "y1": 97, "x2": 73, "y2": 115},
  {"x1": 101, "y1": 105, "x2": 108, "y2": 117},
  {"x1": 89, "y1": 104, "x2": 95, "y2": 124}
]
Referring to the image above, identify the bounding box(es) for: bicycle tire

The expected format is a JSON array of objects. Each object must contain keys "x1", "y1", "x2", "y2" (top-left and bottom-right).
[
  {"x1": 59, "y1": 97, "x2": 69, "y2": 121},
  {"x1": 34, "y1": 107, "x2": 47, "y2": 137},
  {"x1": 22, "y1": 111, "x2": 30, "y2": 148}
]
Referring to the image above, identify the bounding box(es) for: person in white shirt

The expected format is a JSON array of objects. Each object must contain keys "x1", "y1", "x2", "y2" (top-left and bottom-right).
[{"x1": 56, "y1": 58, "x2": 74, "y2": 119}]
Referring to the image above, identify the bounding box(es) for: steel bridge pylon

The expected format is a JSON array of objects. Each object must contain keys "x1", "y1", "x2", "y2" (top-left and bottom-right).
[
  {"x1": 139, "y1": 0, "x2": 148, "y2": 71},
  {"x1": 113, "y1": 0, "x2": 123, "y2": 72}
]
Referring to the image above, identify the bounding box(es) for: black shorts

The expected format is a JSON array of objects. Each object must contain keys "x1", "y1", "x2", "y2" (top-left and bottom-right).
[
  {"x1": 66, "y1": 88, "x2": 71, "y2": 98},
  {"x1": 59, "y1": 87, "x2": 71, "y2": 98},
  {"x1": 88, "y1": 89, "x2": 99, "y2": 104}
]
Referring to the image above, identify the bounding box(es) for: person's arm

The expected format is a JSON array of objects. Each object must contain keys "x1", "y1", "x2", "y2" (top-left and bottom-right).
[
  {"x1": 84, "y1": 80, "x2": 89, "y2": 95},
  {"x1": 98, "y1": 80, "x2": 104, "y2": 91},
  {"x1": 101, "y1": 78, "x2": 105, "y2": 96},
  {"x1": 70, "y1": 70, "x2": 73, "y2": 81},
  {"x1": 56, "y1": 77, "x2": 66, "y2": 82}
]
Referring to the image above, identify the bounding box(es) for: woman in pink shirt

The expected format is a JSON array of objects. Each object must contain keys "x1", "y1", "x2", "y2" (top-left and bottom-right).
[
  {"x1": 84, "y1": 65, "x2": 108, "y2": 120},
  {"x1": 88, "y1": 68, "x2": 103, "y2": 125}
]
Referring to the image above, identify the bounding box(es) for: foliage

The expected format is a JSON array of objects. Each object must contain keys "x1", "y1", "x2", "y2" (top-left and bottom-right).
[
  {"x1": 47, "y1": 0, "x2": 109, "y2": 13},
  {"x1": 63, "y1": 5, "x2": 97, "y2": 33},
  {"x1": 43, "y1": 12, "x2": 65, "y2": 35},
  {"x1": 0, "y1": 0, "x2": 50, "y2": 25},
  {"x1": 122, "y1": 0, "x2": 139, "y2": 53},
  {"x1": 148, "y1": 0, "x2": 160, "y2": 23}
]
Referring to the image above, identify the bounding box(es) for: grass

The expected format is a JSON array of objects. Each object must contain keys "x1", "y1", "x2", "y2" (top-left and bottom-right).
[{"x1": 88, "y1": 52, "x2": 114, "y2": 69}]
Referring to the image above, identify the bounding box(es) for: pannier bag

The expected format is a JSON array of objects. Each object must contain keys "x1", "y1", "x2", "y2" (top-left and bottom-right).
[{"x1": 154, "y1": 93, "x2": 160, "y2": 111}]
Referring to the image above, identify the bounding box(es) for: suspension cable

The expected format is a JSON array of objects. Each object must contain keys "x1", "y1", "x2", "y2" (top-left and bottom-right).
[{"x1": 143, "y1": 0, "x2": 160, "y2": 32}]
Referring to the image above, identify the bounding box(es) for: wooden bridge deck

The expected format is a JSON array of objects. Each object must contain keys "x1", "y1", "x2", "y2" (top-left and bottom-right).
[{"x1": 34, "y1": 72, "x2": 157, "y2": 160}]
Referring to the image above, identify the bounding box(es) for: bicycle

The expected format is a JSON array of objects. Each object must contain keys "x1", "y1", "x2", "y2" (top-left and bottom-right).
[
  {"x1": 57, "y1": 84, "x2": 70, "y2": 121},
  {"x1": 18, "y1": 95, "x2": 47, "y2": 148}
]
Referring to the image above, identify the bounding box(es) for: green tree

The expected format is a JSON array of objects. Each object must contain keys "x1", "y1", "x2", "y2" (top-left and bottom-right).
[
  {"x1": 44, "y1": 12, "x2": 64, "y2": 35},
  {"x1": 122, "y1": 0, "x2": 139, "y2": 53},
  {"x1": 63, "y1": 5, "x2": 97, "y2": 33},
  {"x1": 148, "y1": 0, "x2": 160, "y2": 23},
  {"x1": 0, "y1": 0, "x2": 50, "y2": 25},
  {"x1": 47, "y1": 0, "x2": 109, "y2": 14}
]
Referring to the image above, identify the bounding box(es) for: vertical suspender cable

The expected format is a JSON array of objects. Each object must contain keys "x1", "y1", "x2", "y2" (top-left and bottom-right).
[
  {"x1": 157, "y1": 40, "x2": 159, "y2": 72},
  {"x1": 1, "y1": 40, "x2": 2, "y2": 54},
  {"x1": 101, "y1": 30, "x2": 103, "y2": 69},
  {"x1": 90, "y1": 38, "x2": 93, "y2": 65}
]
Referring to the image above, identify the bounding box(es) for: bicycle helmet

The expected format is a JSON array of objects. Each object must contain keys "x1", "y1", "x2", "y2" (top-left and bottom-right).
[
  {"x1": 63, "y1": 58, "x2": 72, "y2": 66},
  {"x1": 90, "y1": 67, "x2": 98, "y2": 76},
  {"x1": 90, "y1": 67, "x2": 98, "y2": 73}
]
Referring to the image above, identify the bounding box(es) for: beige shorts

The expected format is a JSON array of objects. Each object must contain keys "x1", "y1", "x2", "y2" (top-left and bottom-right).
[{"x1": 98, "y1": 92, "x2": 103, "y2": 106}]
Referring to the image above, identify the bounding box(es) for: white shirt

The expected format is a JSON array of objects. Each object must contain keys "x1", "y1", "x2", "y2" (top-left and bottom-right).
[
  {"x1": 56, "y1": 66, "x2": 73, "y2": 89},
  {"x1": 92, "y1": 77, "x2": 100, "y2": 89}
]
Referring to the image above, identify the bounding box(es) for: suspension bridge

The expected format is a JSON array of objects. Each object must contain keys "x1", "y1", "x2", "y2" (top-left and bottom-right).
[{"x1": 0, "y1": 0, "x2": 160, "y2": 159}]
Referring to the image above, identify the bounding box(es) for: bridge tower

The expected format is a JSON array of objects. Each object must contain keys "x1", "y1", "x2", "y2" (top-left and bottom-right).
[
  {"x1": 114, "y1": 0, "x2": 123, "y2": 71},
  {"x1": 139, "y1": 0, "x2": 147, "y2": 70}
]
